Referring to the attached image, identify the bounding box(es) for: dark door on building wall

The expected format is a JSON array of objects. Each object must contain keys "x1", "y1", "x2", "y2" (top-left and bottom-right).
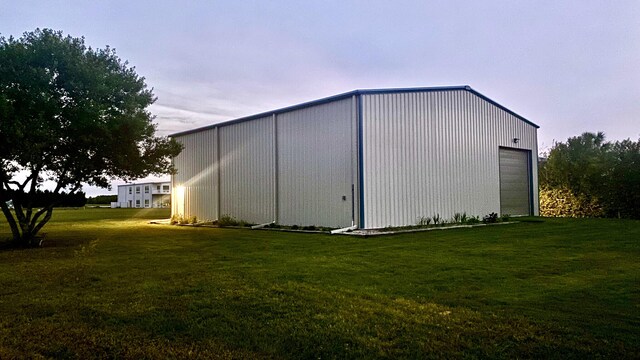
[{"x1": 499, "y1": 148, "x2": 532, "y2": 216}]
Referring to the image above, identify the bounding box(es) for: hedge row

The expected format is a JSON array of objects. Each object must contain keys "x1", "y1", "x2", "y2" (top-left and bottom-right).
[{"x1": 539, "y1": 186, "x2": 604, "y2": 218}]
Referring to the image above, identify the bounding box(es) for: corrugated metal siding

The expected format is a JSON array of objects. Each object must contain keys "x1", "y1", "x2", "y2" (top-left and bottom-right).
[
  {"x1": 361, "y1": 90, "x2": 539, "y2": 228},
  {"x1": 219, "y1": 116, "x2": 275, "y2": 223},
  {"x1": 277, "y1": 98, "x2": 354, "y2": 227},
  {"x1": 171, "y1": 128, "x2": 219, "y2": 221},
  {"x1": 172, "y1": 98, "x2": 356, "y2": 228}
]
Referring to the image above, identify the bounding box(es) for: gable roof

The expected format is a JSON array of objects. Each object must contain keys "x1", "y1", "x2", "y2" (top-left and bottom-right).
[{"x1": 170, "y1": 85, "x2": 538, "y2": 137}]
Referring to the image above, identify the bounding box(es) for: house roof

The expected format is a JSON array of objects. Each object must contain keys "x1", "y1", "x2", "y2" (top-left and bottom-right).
[
  {"x1": 169, "y1": 85, "x2": 538, "y2": 138},
  {"x1": 117, "y1": 182, "x2": 170, "y2": 188}
]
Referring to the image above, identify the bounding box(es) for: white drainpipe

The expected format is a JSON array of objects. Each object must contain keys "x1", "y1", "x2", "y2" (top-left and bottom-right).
[
  {"x1": 330, "y1": 225, "x2": 357, "y2": 234},
  {"x1": 251, "y1": 221, "x2": 275, "y2": 229}
]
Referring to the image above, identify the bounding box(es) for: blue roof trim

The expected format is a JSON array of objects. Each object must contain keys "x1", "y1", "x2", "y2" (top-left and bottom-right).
[
  {"x1": 170, "y1": 89, "x2": 359, "y2": 137},
  {"x1": 462, "y1": 87, "x2": 539, "y2": 129},
  {"x1": 357, "y1": 94, "x2": 365, "y2": 229},
  {"x1": 170, "y1": 85, "x2": 538, "y2": 137}
]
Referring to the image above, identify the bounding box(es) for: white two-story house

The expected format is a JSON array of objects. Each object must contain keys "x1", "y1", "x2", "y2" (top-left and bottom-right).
[{"x1": 111, "y1": 182, "x2": 171, "y2": 208}]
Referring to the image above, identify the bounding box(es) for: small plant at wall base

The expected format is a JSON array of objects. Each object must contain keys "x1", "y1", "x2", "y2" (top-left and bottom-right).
[
  {"x1": 170, "y1": 214, "x2": 195, "y2": 225},
  {"x1": 453, "y1": 212, "x2": 468, "y2": 224},
  {"x1": 465, "y1": 216, "x2": 481, "y2": 224},
  {"x1": 417, "y1": 216, "x2": 432, "y2": 226},
  {"x1": 483, "y1": 212, "x2": 499, "y2": 224},
  {"x1": 214, "y1": 215, "x2": 253, "y2": 228},
  {"x1": 217, "y1": 215, "x2": 239, "y2": 227}
]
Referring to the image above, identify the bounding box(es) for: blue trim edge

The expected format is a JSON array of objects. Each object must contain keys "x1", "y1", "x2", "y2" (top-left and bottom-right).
[{"x1": 357, "y1": 94, "x2": 365, "y2": 229}]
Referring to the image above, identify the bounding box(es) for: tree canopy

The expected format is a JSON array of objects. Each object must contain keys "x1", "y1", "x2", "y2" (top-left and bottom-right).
[
  {"x1": 0, "y1": 29, "x2": 182, "y2": 246},
  {"x1": 540, "y1": 132, "x2": 640, "y2": 219}
]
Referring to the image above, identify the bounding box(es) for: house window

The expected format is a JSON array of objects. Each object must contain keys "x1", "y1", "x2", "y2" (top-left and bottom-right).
[
  {"x1": 135, "y1": 200, "x2": 141, "y2": 208},
  {"x1": 136, "y1": 186, "x2": 140, "y2": 194},
  {"x1": 128, "y1": 187, "x2": 132, "y2": 194},
  {"x1": 156, "y1": 185, "x2": 161, "y2": 191},
  {"x1": 144, "y1": 199, "x2": 150, "y2": 208},
  {"x1": 163, "y1": 185, "x2": 170, "y2": 192},
  {"x1": 144, "y1": 185, "x2": 149, "y2": 194}
]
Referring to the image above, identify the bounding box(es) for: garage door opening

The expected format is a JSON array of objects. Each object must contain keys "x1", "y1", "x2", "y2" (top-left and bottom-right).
[{"x1": 499, "y1": 148, "x2": 532, "y2": 216}]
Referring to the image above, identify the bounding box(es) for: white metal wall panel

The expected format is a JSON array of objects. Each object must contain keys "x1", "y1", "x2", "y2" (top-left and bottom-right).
[
  {"x1": 171, "y1": 128, "x2": 219, "y2": 221},
  {"x1": 277, "y1": 98, "x2": 354, "y2": 227},
  {"x1": 219, "y1": 116, "x2": 275, "y2": 224},
  {"x1": 361, "y1": 90, "x2": 538, "y2": 228}
]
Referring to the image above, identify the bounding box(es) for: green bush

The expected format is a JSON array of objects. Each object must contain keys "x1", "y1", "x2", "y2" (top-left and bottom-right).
[
  {"x1": 170, "y1": 214, "x2": 189, "y2": 225},
  {"x1": 540, "y1": 186, "x2": 604, "y2": 218},
  {"x1": 217, "y1": 214, "x2": 239, "y2": 227},
  {"x1": 465, "y1": 216, "x2": 481, "y2": 224},
  {"x1": 482, "y1": 213, "x2": 498, "y2": 224},
  {"x1": 452, "y1": 212, "x2": 468, "y2": 224},
  {"x1": 540, "y1": 132, "x2": 639, "y2": 218}
]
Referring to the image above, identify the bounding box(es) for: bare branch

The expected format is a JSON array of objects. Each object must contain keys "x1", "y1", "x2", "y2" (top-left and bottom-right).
[
  {"x1": 30, "y1": 205, "x2": 53, "y2": 231},
  {"x1": 32, "y1": 206, "x2": 54, "y2": 238},
  {"x1": 0, "y1": 201, "x2": 21, "y2": 241}
]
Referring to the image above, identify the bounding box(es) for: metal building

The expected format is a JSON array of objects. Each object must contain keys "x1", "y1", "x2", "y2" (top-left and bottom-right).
[{"x1": 170, "y1": 86, "x2": 539, "y2": 229}]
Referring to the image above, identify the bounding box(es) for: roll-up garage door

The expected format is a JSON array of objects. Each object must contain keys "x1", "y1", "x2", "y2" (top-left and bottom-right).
[{"x1": 499, "y1": 148, "x2": 531, "y2": 216}]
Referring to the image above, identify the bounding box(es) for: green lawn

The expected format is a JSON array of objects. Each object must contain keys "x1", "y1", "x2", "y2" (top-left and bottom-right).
[{"x1": 1, "y1": 209, "x2": 638, "y2": 359}]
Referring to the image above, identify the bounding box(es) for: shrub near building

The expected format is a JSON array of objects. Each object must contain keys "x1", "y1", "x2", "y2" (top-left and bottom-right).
[
  {"x1": 540, "y1": 132, "x2": 640, "y2": 219},
  {"x1": 539, "y1": 186, "x2": 604, "y2": 218}
]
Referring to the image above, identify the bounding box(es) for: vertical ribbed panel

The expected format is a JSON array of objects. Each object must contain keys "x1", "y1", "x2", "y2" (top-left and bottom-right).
[
  {"x1": 361, "y1": 90, "x2": 539, "y2": 228},
  {"x1": 219, "y1": 117, "x2": 275, "y2": 224},
  {"x1": 277, "y1": 98, "x2": 354, "y2": 227},
  {"x1": 171, "y1": 128, "x2": 219, "y2": 221}
]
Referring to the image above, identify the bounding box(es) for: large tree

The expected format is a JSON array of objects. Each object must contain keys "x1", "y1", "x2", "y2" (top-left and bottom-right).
[
  {"x1": 0, "y1": 29, "x2": 182, "y2": 246},
  {"x1": 540, "y1": 132, "x2": 613, "y2": 196}
]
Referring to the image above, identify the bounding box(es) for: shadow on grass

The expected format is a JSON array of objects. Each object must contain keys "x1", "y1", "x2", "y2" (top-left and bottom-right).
[
  {"x1": 0, "y1": 234, "x2": 97, "y2": 252},
  {"x1": 63, "y1": 282, "x2": 632, "y2": 359}
]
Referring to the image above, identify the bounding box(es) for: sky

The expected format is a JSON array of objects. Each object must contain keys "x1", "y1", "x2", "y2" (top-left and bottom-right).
[{"x1": 1, "y1": 0, "x2": 639, "y2": 196}]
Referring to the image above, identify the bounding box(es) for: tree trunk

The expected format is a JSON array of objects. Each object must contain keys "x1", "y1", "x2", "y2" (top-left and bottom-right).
[
  {"x1": 0, "y1": 201, "x2": 53, "y2": 247},
  {"x1": 0, "y1": 202, "x2": 21, "y2": 242}
]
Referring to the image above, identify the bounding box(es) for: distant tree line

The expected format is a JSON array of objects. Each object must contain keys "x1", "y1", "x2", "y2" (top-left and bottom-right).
[
  {"x1": 86, "y1": 195, "x2": 117, "y2": 204},
  {"x1": 539, "y1": 132, "x2": 640, "y2": 219},
  {"x1": 2, "y1": 190, "x2": 86, "y2": 208}
]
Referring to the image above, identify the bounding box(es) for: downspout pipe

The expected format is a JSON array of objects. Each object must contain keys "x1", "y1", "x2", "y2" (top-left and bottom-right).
[
  {"x1": 330, "y1": 225, "x2": 357, "y2": 234},
  {"x1": 251, "y1": 221, "x2": 275, "y2": 229}
]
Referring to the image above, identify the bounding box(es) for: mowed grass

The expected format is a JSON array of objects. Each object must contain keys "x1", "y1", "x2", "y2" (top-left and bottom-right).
[{"x1": 0, "y1": 209, "x2": 639, "y2": 359}]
